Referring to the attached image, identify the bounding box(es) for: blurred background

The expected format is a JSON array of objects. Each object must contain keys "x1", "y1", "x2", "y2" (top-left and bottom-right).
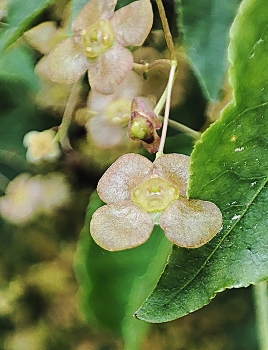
[{"x1": 0, "y1": 0, "x2": 258, "y2": 349}]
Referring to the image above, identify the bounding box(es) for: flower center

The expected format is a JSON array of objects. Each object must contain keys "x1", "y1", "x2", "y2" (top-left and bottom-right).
[
  {"x1": 81, "y1": 20, "x2": 115, "y2": 59},
  {"x1": 131, "y1": 176, "x2": 180, "y2": 212},
  {"x1": 105, "y1": 99, "x2": 131, "y2": 126}
]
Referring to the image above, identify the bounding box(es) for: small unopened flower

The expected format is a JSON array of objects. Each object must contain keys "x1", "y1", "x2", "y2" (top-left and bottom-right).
[
  {"x1": 128, "y1": 97, "x2": 162, "y2": 153},
  {"x1": 47, "y1": 0, "x2": 153, "y2": 94},
  {"x1": 23, "y1": 129, "x2": 61, "y2": 163},
  {"x1": 90, "y1": 153, "x2": 222, "y2": 251}
]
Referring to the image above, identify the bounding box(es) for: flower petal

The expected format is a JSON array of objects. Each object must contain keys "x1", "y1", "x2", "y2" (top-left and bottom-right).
[
  {"x1": 87, "y1": 90, "x2": 115, "y2": 112},
  {"x1": 72, "y1": 0, "x2": 117, "y2": 32},
  {"x1": 160, "y1": 198, "x2": 223, "y2": 248},
  {"x1": 97, "y1": 153, "x2": 153, "y2": 203},
  {"x1": 114, "y1": 71, "x2": 143, "y2": 100},
  {"x1": 24, "y1": 21, "x2": 58, "y2": 54},
  {"x1": 87, "y1": 44, "x2": 133, "y2": 94},
  {"x1": 86, "y1": 114, "x2": 126, "y2": 147},
  {"x1": 153, "y1": 154, "x2": 190, "y2": 196},
  {"x1": 111, "y1": 0, "x2": 153, "y2": 46},
  {"x1": 90, "y1": 202, "x2": 154, "y2": 251},
  {"x1": 48, "y1": 38, "x2": 89, "y2": 84}
]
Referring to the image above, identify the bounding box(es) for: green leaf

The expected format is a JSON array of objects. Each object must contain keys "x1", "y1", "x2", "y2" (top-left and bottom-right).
[
  {"x1": 70, "y1": 0, "x2": 89, "y2": 25},
  {"x1": 74, "y1": 192, "x2": 172, "y2": 349},
  {"x1": 136, "y1": 0, "x2": 268, "y2": 323},
  {"x1": 0, "y1": 45, "x2": 39, "y2": 91},
  {"x1": 176, "y1": 0, "x2": 240, "y2": 100},
  {"x1": 0, "y1": 0, "x2": 56, "y2": 52}
]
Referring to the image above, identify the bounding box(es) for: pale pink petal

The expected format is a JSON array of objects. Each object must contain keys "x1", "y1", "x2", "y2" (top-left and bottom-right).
[
  {"x1": 97, "y1": 153, "x2": 153, "y2": 203},
  {"x1": 87, "y1": 90, "x2": 115, "y2": 112},
  {"x1": 160, "y1": 198, "x2": 222, "y2": 248},
  {"x1": 90, "y1": 202, "x2": 154, "y2": 251},
  {"x1": 87, "y1": 114, "x2": 126, "y2": 147},
  {"x1": 87, "y1": 43, "x2": 133, "y2": 95},
  {"x1": 24, "y1": 21, "x2": 58, "y2": 55},
  {"x1": 48, "y1": 38, "x2": 89, "y2": 84},
  {"x1": 114, "y1": 71, "x2": 143, "y2": 100},
  {"x1": 72, "y1": 0, "x2": 117, "y2": 32},
  {"x1": 35, "y1": 56, "x2": 50, "y2": 80},
  {"x1": 153, "y1": 154, "x2": 190, "y2": 196},
  {"x1": 111, "y1": 0, "x2": 153, "y2": 46}
]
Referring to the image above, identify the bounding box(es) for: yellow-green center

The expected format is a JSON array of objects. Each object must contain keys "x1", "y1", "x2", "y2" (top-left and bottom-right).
[
  {"x1": 131, "y1": 177, "x2": 180, "y2": 212},
  {"x1": 129, "y1": 119, "x2": 148, "y2": 139},
  {"x1": 82, "y1": 20, "x2": 115, "y2": 58},
  {"x1": 105, "y1": 99, "x2": 131, "y2": 126}
]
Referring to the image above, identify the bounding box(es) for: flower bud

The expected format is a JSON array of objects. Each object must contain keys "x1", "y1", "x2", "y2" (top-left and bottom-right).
[{"x1": 23, "y1": 129, "x2": 61, "y2": 163}]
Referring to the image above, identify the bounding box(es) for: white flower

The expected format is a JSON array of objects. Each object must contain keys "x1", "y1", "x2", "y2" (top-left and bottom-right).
[
  {"x1": 23, "y1": 129, "x2": 61, "y2": 163},
  {"x1": 0, "y1": 172, "x2": 71, "y2": 225},
  {"x1": 0, "y1": 174, "x2": 43, "y2": 225},
  {"x1": 39, "y1": 173, "x2": 70, "y2": 212}
]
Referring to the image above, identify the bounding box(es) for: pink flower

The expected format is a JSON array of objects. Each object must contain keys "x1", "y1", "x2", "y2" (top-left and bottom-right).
[
  {"x1": 90, "y1": 153, "x2": 222, "y2": 251},
  {"x1": 47, "y1": 0, "x2": 153, "y2": 95}
]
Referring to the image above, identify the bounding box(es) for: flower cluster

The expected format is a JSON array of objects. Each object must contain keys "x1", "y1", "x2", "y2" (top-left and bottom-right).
[
  {"x1": 0, "y1": 173, "x2": 70, "y2": 225},
  {"x1": 47, "y1": 0, "x2": 153, "y2": 94},
  {"x1": 90, "y1": 153, "x2": 222, "y2": 251}
]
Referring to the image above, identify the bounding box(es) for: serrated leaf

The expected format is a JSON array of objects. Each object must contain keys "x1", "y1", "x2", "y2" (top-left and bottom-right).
[
  {"x1": 74, "y1": 192, "x2": 172, "y2": 348},
  {"x1": 0, "y1": 0, "x2": 56, "y2": 52},
  {"x1": 177, "y1": 0, "x2": 240, "y2": 100},
  {"x1": 136, "y1": 0, "x2": 268, "y2": 323}
]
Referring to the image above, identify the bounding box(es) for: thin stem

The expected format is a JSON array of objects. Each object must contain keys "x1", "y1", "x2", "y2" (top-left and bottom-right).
[
  {"x1": 157, "y1": 60, "x2": 177, "y2": 157},
  {"x1": 154, "y1": 85, "x2": 168, "y2": 116},
  {"x1": 0, "y1": 149, "x2": 28, "y2": 172},
  {"x1": 0, "y1": 173, "x2": 10, "y2": 192},
  {"x1": 164, "y1": 118, "x2": 201, "y2": 140},
  {"x1": 56, "y1": 78, "x2": 81, "y2": 150},
  {"x1": 253, "y1": 281, "x2": 268, "y2": 350},
  {"x1": 155, "y1": 0, "x2": 176, "y2": 60},
  {"x1": 132, "y1": 62, "x2": 149, "y2": 76}
]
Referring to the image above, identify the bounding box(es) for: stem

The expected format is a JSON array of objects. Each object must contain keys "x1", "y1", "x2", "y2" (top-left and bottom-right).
[
  {"x1": 132, "y1": 62, "x2": 149, "y2": 76},
  {"x1": 165, "y1": 118, "x2": 201, "y2": 140},
  {"x1": 155, "y1": 0, "x2": 176, "y2": 60},
  {"x1": 154, "y1": 85, "x2": 168, "y2": 116},
  {"x1": 56, "y1": 78, "x2": 81, "y2": 150},
  {"x1": 0, "y1": 173, "x2": 10, "y2": 192},
  {"x1": 157, "y1": 60, "x2": 177, "y2": 157},
  {"x1": 0, "y1": 149, "x2": 28, "y2": 172},
  {"x1": 253, "y1": 281, "x2": 268, "y2": 350}
]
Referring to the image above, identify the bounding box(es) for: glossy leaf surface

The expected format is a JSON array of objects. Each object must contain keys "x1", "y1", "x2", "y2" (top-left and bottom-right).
[
  {"x1": 0, "y1": 0, "x2": 56, "y2": 52},
  {"x1": 74, "y1": 192, "x2": 172, "y2": 347},
  {"x1": 136, "y1": 0, "x2": 268, "y2": 322}
]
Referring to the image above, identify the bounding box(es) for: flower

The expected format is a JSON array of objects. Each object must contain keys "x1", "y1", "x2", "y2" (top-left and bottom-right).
[
  {"x1": 23, "y1": 129, "x2": 61, "y2": 163},
  {"x1": 47, "y1": 0, "x2": 153, "y2": 94},
  {"x1": 24, "y1": 6, "x2": 73, "y2": 112},
  {"x1": 0, "y1": 172, "x2": 71, "y2": 225},
  {"x1": 90, "y1": 153, "x2": 222, "y2": 251},
  {"x1": 0, "y1": 173, "x2": 43, "y2": 225},
  {"x1": 83, "y1": 70, "x2": 154, "y2": 148},
  {"x1": 128, "y1": 97, "x2": 162, "y2": 153}
]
